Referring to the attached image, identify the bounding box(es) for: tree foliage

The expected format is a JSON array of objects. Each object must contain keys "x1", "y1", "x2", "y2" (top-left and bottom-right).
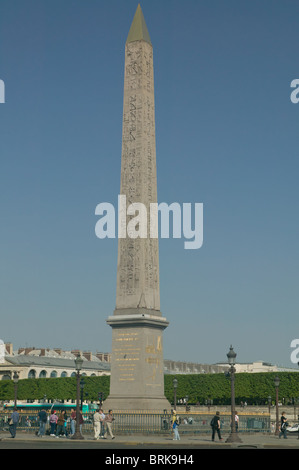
[
  {"x1": 1, "y1": 373, "x2": 298, "y2": 405},
  {"x1": 0, "y1": 376, "x2": 110, "y2": 403},
  {"x1": 164, "y1": 372, "x2": 299, "y2": 405}
]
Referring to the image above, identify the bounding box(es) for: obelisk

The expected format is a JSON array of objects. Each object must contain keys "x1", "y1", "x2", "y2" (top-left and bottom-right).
[{"x1": 104, "y1": 4, "x2": 170, "y2": 411}]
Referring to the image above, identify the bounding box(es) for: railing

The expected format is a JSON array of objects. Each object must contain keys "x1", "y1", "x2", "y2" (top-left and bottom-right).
[
  {"x1": 110, "y1": 411, "x2": 270, "y2": 435},
  {"x1": 0, "y1": 410, "x2": 271, "y2": 435}
]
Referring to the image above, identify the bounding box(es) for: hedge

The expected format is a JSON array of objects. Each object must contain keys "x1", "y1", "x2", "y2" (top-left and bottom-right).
[{"x1": 1, "y1": 373, "x2": 298, "y2": 406}]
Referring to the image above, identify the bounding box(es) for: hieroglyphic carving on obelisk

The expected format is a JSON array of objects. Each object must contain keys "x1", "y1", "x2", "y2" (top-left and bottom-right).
[
  {"x1": 116, "y1": 8, "x2": 160, "y2": 313},
  {"x1": 105, "y1": 4, "x2": 170, "y2": 411}
]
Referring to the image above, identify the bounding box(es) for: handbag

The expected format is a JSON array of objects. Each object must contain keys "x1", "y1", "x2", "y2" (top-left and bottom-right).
[{"x1": 9, "y1": 419, "x2": 13, "y2": 425}]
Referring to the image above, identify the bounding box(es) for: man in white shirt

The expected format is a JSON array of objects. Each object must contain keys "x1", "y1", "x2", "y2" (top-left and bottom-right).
[{"x1": 93, "y1": 410, "x2": 102, "y2": 440}]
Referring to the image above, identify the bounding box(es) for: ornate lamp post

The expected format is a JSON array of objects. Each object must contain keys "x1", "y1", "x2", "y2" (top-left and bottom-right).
[
  {"x1": 225, "y1": 345, "x2": 242, "y2": 443},
  {"x1": 80, "y1": 378, "x2": 85, "y2": 410},
  {"x1": 274, "y1": 375, "x2": 280, "y2": 436},
  {"x1": 13, "y1": 371, "x2": 19, "y2": 408},
  {"x1": 173, "y1": 378, "x2": 178, "y2": 411},
  {"x1": 72, "y1": 353, "x2": 84, "y2": 440}
]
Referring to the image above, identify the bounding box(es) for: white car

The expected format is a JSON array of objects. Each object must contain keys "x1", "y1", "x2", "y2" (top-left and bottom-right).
[{"x1": 286, "y1": 424, "x2": 299, "y2": 433}]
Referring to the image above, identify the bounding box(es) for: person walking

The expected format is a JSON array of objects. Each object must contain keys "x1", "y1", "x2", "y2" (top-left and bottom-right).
[
  {"x1": 49, "y1": 410, "x2": 58, "y2": 436},
  {"x1": 103, "y1": 409, "x2": 115, "y2": 440},
  {"x1": 279, "y1": 412, "x2": 288, "y2": 439},
  {"x1": 37, "y1": 408, "x2": 48, "y2": 437},
  {"x1": 93, "y1": 409, "x2": 102, "y2": 440},
  {"x1": 172, "y1": 416, "x2": 180, "y2": 441},
  {"x1": 9, "y1": 407, "x2": 19, "y2": 438},
  {"x1": 211, "y1": 411, "x2": 223, "y2": 441}
]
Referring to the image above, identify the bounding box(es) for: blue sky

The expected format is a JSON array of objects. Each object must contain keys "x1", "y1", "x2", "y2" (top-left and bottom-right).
[{"x1": 0, "y1": 0, "x2": 298, "y2": 368}]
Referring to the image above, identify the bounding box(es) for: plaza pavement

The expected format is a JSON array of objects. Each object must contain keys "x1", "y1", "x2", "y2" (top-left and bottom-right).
[{"x1": 0, "y1": 430, "x2": 299, "y2": 449}]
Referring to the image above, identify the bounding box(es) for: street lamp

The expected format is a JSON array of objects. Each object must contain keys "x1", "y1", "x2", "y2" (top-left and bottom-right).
[
  {"x1": 225, "y1": 346, "x2": 242, "y2": 443},
  {"x1": 80, "y1": 378, "x2": 85, "y2": 410},
  {"x1": 13, "y1": 372, "x2": 19, "y2": 408},
  {"x1": 274, "y1": 375, "x2": 280, "y2": 436},
  {"x1": 173, "y1": 378, "x2": 178, "y2": 411},
  {"x1": 72, "y1": 353, "x2": 84, "y2": 440}
]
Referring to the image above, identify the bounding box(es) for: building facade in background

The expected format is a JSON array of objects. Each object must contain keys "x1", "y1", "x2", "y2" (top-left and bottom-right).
[
  {"x1": 1, "y1": 342, "x2": 297, "y2": 382},
  {"x1": 0, "y1": 343, "x2": 110, "y2": 380}
]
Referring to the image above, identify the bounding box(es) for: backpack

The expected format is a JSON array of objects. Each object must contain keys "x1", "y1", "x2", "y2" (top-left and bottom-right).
[{"x1": 210, "y1": 416, "x2": 217, "y2": 427}]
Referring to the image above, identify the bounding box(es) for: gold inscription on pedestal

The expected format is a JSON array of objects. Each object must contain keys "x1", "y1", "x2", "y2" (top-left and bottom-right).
[
  {"x1": 113, "y1": 336, "x2": 141, "y2": 382},
  {"x1": 146, "y1": 357, "x2": 160, "y2": 365},
  {"x1": 144, "y1": 335, "x2": 163, "y2": 387}
]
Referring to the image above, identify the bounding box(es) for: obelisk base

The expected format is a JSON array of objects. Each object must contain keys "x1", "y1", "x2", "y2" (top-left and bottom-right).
[
  {"x1": 102, "y1": 396, "x2": 171, "y2": 413},
  {"x1": 104, "y1": 312, "x2": 171, "y2": 412}
]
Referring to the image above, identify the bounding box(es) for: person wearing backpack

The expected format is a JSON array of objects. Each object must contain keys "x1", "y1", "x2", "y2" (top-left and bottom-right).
[
  {"x1": 279, "y1": 412, "x2": 288, "y2": 439},
  {"x1": 211, "y1": 411, "x2": 223, "y2": 441}
]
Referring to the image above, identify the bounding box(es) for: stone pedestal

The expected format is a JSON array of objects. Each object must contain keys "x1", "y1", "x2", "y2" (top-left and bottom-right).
[{"x1": 104, "y1": 311, "x2": 170, "y2": 411}]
